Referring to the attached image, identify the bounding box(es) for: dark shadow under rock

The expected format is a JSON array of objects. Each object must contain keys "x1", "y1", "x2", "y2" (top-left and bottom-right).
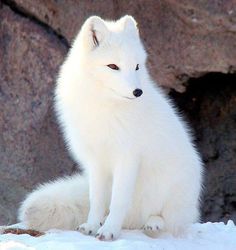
[{"x1": 170, "y1": 73, "x2": 236, "y2": 223}]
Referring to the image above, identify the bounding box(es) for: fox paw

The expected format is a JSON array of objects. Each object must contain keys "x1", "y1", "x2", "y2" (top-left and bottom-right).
[
  {"x1": 77, "y1": 222, "x2": 101, "y2": 236},
  {"x1": 143, "y1": 215, "x2": 165, "y2": 231},
  {"x1": 95, "y1": 224, "x2": 120, "y2": 241}
]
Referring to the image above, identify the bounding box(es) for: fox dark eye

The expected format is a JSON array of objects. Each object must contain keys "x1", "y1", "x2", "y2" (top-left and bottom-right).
[
  {"x1": 135, "y1": 64, "x2": 139, "y2": 71},
  {"x1": 107, "y1": 64, "x2": 119, "y2": 70}
]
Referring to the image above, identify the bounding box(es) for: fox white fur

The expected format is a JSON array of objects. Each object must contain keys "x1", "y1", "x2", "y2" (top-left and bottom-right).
[{"x1": 18, "y1": 15, "x2": 203, "y2": 240}]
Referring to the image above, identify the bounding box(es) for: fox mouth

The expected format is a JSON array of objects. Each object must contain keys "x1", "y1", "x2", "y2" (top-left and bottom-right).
[
  {"x1": 124, "y1": 96, "x2": 136, "y2": 100},
  {"x1": 108, "y1": 88, "x2": 136, "y2": 100}
]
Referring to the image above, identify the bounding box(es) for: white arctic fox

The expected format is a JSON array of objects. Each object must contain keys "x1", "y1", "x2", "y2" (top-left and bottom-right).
[{"x1": 19, "y1": 15, "x2": 203, "y2": 240}]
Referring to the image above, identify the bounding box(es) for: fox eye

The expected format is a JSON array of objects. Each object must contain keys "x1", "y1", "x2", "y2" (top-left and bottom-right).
[
  {"x1": 107, "y1": 64, "x2": 119, "y2": 70},
  {"x1": 135, "y1": 64, "x2": 139, "y2": 71}
]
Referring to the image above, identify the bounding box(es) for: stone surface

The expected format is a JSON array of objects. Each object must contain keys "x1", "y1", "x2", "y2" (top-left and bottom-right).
[
  {"x1": 0, "y1": 0, "x2": 236, "y2": 225},
  {"x1": 0, "y1": 5, "x2": 75, "y2": 225},
  {"x1": 8, "y1": 0, "x2": 236, "y2": 92},
  {"x1": 8, "y1": 0, "x2": 118, "y2": 43}
]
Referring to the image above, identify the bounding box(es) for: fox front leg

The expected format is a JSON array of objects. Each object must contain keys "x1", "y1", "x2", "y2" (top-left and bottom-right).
[
  {"x1": 96, "y1": 157, "x2": 139, "y2": 240},
  {"x1": 78, "y1": 166, "x2": 109, "y2": 235}
]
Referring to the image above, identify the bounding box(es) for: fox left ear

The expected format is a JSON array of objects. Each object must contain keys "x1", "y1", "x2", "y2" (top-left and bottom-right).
[
  {"x1": 119, "y1": 15, "x2": 139, "y2": 35},
  {"x1": 81, "y1": 16, "x2": 109, "y2": 50}
]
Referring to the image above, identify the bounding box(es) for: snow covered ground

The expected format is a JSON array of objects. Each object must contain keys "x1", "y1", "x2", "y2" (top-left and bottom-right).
[{"x1": 0, "y1": 221, "x2": 236, "y2": 250}]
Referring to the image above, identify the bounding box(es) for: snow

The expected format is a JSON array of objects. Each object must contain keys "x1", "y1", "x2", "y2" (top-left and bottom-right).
[{"x1": 0, "y1": 221, "x2": 236, "y2": 250}]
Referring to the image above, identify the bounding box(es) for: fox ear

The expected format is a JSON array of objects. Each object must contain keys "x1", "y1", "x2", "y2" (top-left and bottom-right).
[
  {"x1": 120, "y1": 15, "x2": 139, "y2": 35},
  {"x1": 81, "y1": 16, "x2": 108, "y2": 50}
]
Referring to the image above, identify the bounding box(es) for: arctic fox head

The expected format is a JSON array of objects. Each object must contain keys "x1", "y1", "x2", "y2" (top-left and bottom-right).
[{"x1": 70, "y1": 15, "x2": 147, "y2": 101}]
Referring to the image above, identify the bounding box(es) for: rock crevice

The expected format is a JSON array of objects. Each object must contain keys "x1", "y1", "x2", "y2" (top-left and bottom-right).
[{"x1": 1, "y1": 0, "x2": 70, "y2": 48}]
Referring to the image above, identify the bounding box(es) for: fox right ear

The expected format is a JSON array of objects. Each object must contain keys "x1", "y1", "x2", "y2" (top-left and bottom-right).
[
  {"x1": 81, "y1": 16, "x2": 108, "y2": 50},
  {"x1": 119, "y1": 15, "x2": 139, "y2": 36}
]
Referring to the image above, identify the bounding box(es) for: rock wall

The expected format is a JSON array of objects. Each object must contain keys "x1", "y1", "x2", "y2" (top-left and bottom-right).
[{"x1": 0, "y1": 0, "x2": 236, "y2": 225}]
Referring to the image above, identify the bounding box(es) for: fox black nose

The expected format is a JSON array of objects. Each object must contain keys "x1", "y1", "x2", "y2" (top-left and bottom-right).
[{"x1": 133, "y1": 88, "x2": 143, "y2": 97}]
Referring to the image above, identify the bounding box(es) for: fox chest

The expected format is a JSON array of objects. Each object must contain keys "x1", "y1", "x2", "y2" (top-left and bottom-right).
[
  {"x1": 65, "y1": 111, "x2": 123, "y2": 161},
  {"x1": 61, "y1": 100, "x2": 142, "y2": 166}
]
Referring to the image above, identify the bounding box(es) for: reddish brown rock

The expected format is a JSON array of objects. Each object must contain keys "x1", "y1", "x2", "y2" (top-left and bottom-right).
[
  {"x1": 2, "y1": 228, "x2": 44, "y2": 237},
  {"x1": 8, "y1": 0, "x2": 118, "y2": 42},
  {"x1": 0, "y1": 6, "x2": 74, "y2": 225}
]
